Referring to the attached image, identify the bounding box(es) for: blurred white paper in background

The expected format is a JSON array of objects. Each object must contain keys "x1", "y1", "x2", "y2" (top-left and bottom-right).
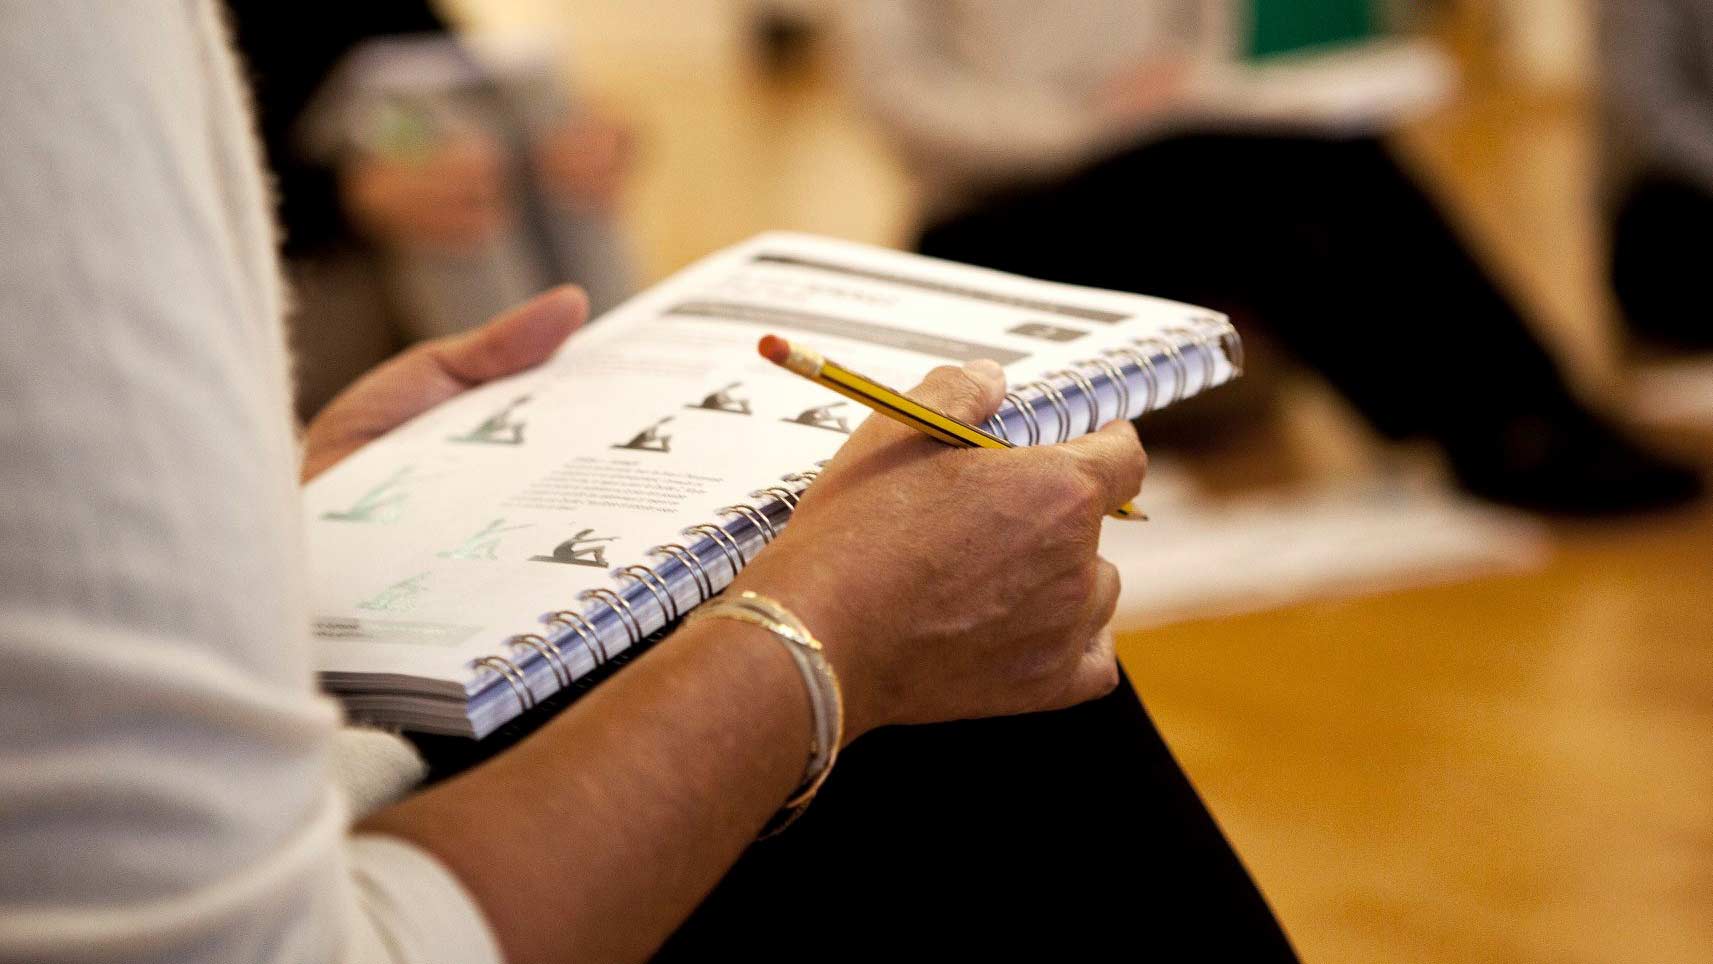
[
  {"x1": 1630, "y1": 358, "x2": 1713, "y2": 426},
  {"x1": 1103, "y1": 460, "x2": 1549, "y2": 630},
  {"x1": 1189, "y1": 37, "x2": 1458, "y2": 135}
]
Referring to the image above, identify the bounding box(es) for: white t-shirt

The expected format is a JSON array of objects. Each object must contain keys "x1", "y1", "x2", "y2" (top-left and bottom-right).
[{"x1": 0, "y1": 3, "x2": 502, "y2": 961}]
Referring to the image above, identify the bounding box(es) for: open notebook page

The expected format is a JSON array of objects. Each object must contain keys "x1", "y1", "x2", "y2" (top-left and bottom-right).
[{"x1": 303, "y1": 232, "x2": 1235, "y2": 735}]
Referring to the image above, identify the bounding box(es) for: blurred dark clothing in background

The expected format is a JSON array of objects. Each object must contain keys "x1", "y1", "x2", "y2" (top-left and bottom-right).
[
  {"x1": 854, "y1": 0, "x2": 1703, "y2": 517},
  {"x1": 1600, "y1": 0, "x2": 1713, "y2": 353},
  {"x1": 1613, "y1": 175, "x2": 1713, "y2": 352},
  {"x1": 918, "y1": 133, "x2": 1702, "y2": 517}
]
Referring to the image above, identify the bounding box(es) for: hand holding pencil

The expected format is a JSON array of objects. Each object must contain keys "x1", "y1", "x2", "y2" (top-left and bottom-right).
[
  {"x1": 729, "y1": 347, "x2": 1139, "y2": 734},
  {"x1": 758, "y1": 334, "x2": 1146, "y2": 521}
]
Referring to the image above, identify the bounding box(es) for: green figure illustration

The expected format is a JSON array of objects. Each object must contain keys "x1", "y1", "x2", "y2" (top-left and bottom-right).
[
  {"x1": 531, "y1": 528, "x2": 618, "y2": 568},
  {"x1": 321, "y1": 466, "x2": 414, "y2": 523},
  {"x1": 450, "y1": 394, "x2": 531, "y2": 445},
  {"x1": 438, "y1": 518, "x2": 532, "y2": 561},
  {"x1": 613, "y1": 416, "x2": 673, "y2": 453},
  {"x1": 783, "y1": 401, "x2": 851, "y2": 434},
  {"x1": 686, "y1": 382, "x2": 751, "y2": 415},
  {"x1": 357, "y1": 571, "x2": 431, "y2": 613}
]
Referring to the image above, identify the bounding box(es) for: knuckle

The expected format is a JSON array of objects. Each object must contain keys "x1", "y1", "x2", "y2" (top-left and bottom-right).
[
  {"x1": 934, "y1": 366, "x2": 987, "y2": 416},
  {"x1": 403, "y1": 339, "x2": 447, "y2": 369},
  {"x1": 1010, "y1": 455, "x2": 1061, "y2": 502},
  {"x1": 1039, "y1": 450, "x2": 1095, "y2": 500},
  {"x1": 1038, "y1": 479, "x2": 1093, "y2": 531},
  {"x1": 1065, "y1": 463, "x2": 1106, "y2": 515},
  {"x1": 923, "y1": 364, "x2": 964, "y2": 389},
  {"x1": 1123, "y1": 444, "x2": 1146, "y2": 494},
  {"x1": 1097, "y1": 558, "x2": 1121, "y2": 592},
  {"x1": 1006, "y1": 643, "x2": 1057, "y2": 692},
  {"x1": 1062, "y1": 562, "x2": 1100, "y2": 603},
  {"x1": 1092, "y1": 659, "x2": 1120, "y2": 696}
]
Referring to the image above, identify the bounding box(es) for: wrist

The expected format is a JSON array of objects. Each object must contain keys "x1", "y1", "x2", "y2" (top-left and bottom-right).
[{"x1": 726, "y1": 556, "x2": 883, "y2": 744}]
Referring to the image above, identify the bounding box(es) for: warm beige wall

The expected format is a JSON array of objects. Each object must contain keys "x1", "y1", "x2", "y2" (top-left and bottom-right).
[
  {"x1": 1444, "y1": 0, "x2": 1596, "y2": 90},
  {"x1": 440, "y1": 0, "x2": 914, "y2": 280}
]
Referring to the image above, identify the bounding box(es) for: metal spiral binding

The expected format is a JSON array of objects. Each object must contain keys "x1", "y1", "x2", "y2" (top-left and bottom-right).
[
  {"x1": 1204, "y1": 314, "x2": 1241, "y2": 376},
  {"x1": 719, "y1": 503, "x2": 777, "y2": 542},
  {"x1": 751, "y1": 485, "x2": 801, "y2": 509},
  {"x1": 1164, "y1": 323, "x2": 1218, "y2": 396},
  {"x1": 1103, "y1": 346, "x2": 1161, "y2": 415},
  {"x1": 1003, "y1": 390, "x2": 1043, "y2": 445},
  {"x1": 1055, "y1": 368, "x2": 1102, "y2": 434},
  {"x1": 685, "y1": 522, "x2": 747, "y2": 577},
  {"x1": 616, "y1": 564, "x2": 678, "y2": 622},
  {"x1": 1087, "y1": 357, "x2": 1131, "y2": 421},
  {"x1": 548, "y1": 608, "x2": 609, "y2": 665},
  {"x1": 985, "y1": 412, "x2": 1010, "y2": 442},
  {"x1": 510, "y1": 633, "x2": 571, "y2": 689},
  {"x1": 473, "y1": 654, "x2": 535, "y2": 713},
  {"x1": 1038, "y1": 380, "x2": 1075, "y2": 443},
  {"x1": 1131, "y1": 336, "x2": 1189, "y2": 406},
  {"x1": 651, "y1": 542, "x2": 714, "y2": 601},
  {"x1": 1190, "y1": 324, "x2": 1220, "y2": 393},
  {"x1": 1020, "y1": 383, "x2": 1075, "y2": 448},
  {"x1": 1208, "y1": 315, "x2": 1243, "y2": 375},
  {"x1": 581, "y1": 586, "x2": 644, "y2": 645}
]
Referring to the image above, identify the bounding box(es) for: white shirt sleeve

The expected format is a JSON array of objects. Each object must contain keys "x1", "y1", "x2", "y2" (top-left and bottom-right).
[
  {"x1": 844, "y1": 1, "x2": 1110, "y2": 190},
  {"x1": 0, "y1": 3, "x2": 503, "y2": 962}
]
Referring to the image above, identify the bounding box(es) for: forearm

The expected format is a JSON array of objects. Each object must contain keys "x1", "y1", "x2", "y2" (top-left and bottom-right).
[{"x1": 359, "y1": 618, "x2": 811, "y2": 964}]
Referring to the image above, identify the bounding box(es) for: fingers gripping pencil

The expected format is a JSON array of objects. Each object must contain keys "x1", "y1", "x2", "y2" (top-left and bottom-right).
[{"x1": 758, "y1": 335, "x2": 1145, "y2": 521}]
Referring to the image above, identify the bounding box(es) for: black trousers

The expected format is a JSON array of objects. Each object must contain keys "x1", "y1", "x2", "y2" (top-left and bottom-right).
[
  {"x1": 414, "y1": 648, "x2": 1295, "y2": 958},
  {"x1": 1612, "y1": 172, "x2": 1713, "y2": 349},
  {"x1": 657, "y1": 667, "x2": 1298, "y2": 959},
  {"x1": 918, "y1": 134, "x2": 1581, "y2": 448}
]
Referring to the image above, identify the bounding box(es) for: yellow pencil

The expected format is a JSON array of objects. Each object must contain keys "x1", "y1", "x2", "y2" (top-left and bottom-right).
[{"x1": 757, "y1": 335, "x2": 1145, "y2": 521}]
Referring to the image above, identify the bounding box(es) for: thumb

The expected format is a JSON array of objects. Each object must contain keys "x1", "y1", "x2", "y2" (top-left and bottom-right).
[
  {"x1": 906, "y1": 360, "x2": 1007, "y2": 425},
  {"x1": 428, "y1": 285, "x2": 588, "y2": 386}
]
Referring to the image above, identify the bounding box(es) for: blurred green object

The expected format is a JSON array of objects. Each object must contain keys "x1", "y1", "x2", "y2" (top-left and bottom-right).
[
  {"x1": 1248, "y1": 0, "x2": 1377, "y2": 59},
  {"x1": 370, "y1": 99, "x2": 439, "y2": 162}
]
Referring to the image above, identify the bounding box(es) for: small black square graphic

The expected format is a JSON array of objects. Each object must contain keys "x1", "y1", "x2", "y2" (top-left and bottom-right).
[{"x1": 1008, "y1": 321, "x2": 1086, "y2": 343}]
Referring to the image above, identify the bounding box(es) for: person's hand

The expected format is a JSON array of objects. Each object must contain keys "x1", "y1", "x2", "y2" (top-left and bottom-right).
[
  {"x1": 729, "y1": 361, "x2": 1146, "y2": 740},
  {"x1": 1092, "y1": 59, "x2": 1191, "y2": 124},
  {"x1": 301, "y1": 287, "x2": 586, "y2": 482},
  {"x1": 533, "y1": 110, "x2": 634, "y2": 212},
  {"x1": 340, "y1": 135, "x2": 509, "y2": 250}
]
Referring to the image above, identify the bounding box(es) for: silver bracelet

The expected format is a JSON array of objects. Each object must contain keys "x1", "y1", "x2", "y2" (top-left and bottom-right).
[{"x1": 693, "y1": 590, "x2": 843, "y2": 835}]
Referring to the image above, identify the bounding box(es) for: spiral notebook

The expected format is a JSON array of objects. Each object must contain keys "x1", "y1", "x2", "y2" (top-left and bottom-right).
[{"x1": 304, "y1": 233, "x2": 1242, "y2": 738}]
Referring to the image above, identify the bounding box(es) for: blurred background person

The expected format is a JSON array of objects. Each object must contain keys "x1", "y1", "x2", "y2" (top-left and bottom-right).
[
  {"x1": 848, "y1": 0, "x2": 1704, "y2": 517},
  {"x1": 228, "y1": 0, "x2": 638, "y2": 421},
  {"x1": 1600, "y1": 0, "x2": 1713, "y2": 354}
]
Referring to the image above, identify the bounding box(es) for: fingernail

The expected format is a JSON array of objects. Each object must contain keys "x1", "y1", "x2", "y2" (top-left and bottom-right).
[{"x1": 965, "y1": 359, "x2": 1003, "y2": 380}]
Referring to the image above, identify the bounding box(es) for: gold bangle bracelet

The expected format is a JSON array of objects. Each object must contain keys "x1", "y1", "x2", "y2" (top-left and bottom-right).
[{"x1": 693, "y1": 591, "x2": 843, "y2": 835}]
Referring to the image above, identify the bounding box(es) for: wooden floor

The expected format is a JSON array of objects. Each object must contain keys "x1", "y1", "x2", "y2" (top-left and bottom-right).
[
  {"x1": 1130, "y1": 505, "x2": 1713, "y2": 964},
  {"x1": 454, "y1": 2, "x2": 1713, "y2": 959}
]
